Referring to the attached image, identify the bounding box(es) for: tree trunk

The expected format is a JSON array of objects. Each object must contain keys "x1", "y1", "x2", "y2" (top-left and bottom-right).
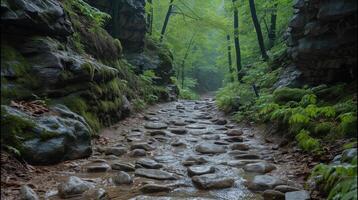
[
  {"x1": 226, "y1": 35, "x2": 234, "y2": 82},
  {"x1": 181, "y1": 33, "x2": 196, "y2": 88},
  {"x1": 268, "y1": 3, "x2": 277, "y2": 49},
  {"x1": 232, "y1": 0, "x2": 243, "y2": 81},
  {"x1": 147, "y1": 0, "x2": 154, "y2": 35},
  {"x1": 160, "y1": 0, "x2": 174, "y2": 42},
  {"x1": 249, "y1": 0, "x2": 269, "y2": 61}
]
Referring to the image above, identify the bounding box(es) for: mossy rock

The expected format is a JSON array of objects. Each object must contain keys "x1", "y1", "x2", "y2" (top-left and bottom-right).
[{"x1": 273, "y1": 87, "x2": 311, "y2": 105}]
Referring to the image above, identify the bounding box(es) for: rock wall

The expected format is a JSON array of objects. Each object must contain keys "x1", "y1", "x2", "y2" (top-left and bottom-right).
[
  {"x1": 286, "y1": 0, "x2": 357, "y2": 85},
  {"x1": 1, "y1": 0, "x2": 176, "y2": 164}
]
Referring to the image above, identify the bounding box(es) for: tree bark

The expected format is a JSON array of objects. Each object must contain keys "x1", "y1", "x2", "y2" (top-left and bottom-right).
[
  {"x1": 160, "y1": 0, "x2": 174, "y2": 42},
  {"x1": 226, "y1": 35, "x2": 234, "y2": 82},
  {"x1": 268, "y1": 3, "x2": 278, "y2": 49},
  {"x1": 232, "y1": 0, "x2": 243, "y2": 81},
  {"x1": 249, "y1": 0, "x2": 269, "y2": 61},
  {"x1": 147, "y1": 0, "x2": 154, "y2": 35}
]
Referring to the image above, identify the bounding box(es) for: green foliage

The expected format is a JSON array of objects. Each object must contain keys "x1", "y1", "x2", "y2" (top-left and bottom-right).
[
  {"x1": 338, "y1": 113, "x2": 358, "y2": 138},
  {"x1": 296, "y1": 130, "x2": 321, "y2": 154},
  {"x1": 314, "y1": 122, "x2": 334, "y2": 136},
  {"x1": 65, "y1": 0, "x2": 110, "y2": 27},
  {"x1": 311, "y1": 157, "x2": 357, "y2": 200},
  {"x1": 300, "y1": 94, "x2": 317, "y2": 107},
  {"x1": 273, "y1": 87, "x2": 310, "y2": 105},
  {"x1": 179, "y1": 89, "x2": 199, "y2": 100}
]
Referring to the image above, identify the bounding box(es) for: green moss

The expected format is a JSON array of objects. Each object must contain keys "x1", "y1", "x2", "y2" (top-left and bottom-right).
[
  {"x1": 81, "y1": 112, "x2": 101, "y2": 132},
  {"x1": 273, "y1": 87, "x2": 311, "y2": 105}
]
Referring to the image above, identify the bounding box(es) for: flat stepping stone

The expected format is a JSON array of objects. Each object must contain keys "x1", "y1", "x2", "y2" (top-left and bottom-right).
[
  {"x1": 130, "y1": 149, "x2": 147, "y2": 157},
  {"x1": 185, "y1": 119, "x2": 197, "y2": 124},
  {"x1": 171, "y1": 140, "x2": 186, "y2": 147},
  {"x1": 248, "y1": 175, "x2": 285, "y2": 191},
  {"x1": 136, "y1": 158, "x2": 163, "y2": 169},
  {"x1": 140, "y1": 184, "x2": 171, "y2": 193},
  {"x1": 285, "y1": 191, "x2": 310, "y2": 200},
  {"x1": 58, "y1": 176, "x2": 93, "y2": 198},
  {"x1": 226, "y1": 129, "x2": 243, "y2": 136},
  {"x1": 188, "y1": 166, "x2": 215, "y2": 177},
  {"x1": 170, "y1": 128, "x2": 188, "y2": 135},
  {"x1": 192, "y1": 174, "x2": 234, "y2": 190},
  {"x1": 153, "y1": 155, "x2": 177, "y2": 163},
  {"x1": 214, "y1": 119, "x2": 228, "y2": 125},
  {"x1": 173, "y1": 120, "x2": 187, "y2": 126},
  {"x1": 182, "y1": 156, "x2": 208, "y2": 166},
  {"x1": 230, "y1": 143, "x2": 249, "y2": 151},
  {"x1": 274, "y1": 185, "x2": 301, "y2": 193},
  {"x1": 130, "y1": 143, "x2": 154, "y2": 151},
  {"x1": 224, "y1": 136, "x2": 244, "y2": 142},
  {"x1": 148, "y1": 130, "x2": 167, "y2": 136},
  {"x1": 111, "y1": 162, "x2": 135, "y2": 172},
  {"x1": 263, "y1": 190, "x2": 285, "y2": 200},
  {"x1": 186, "y1": 125, "x2": 206, "y2": 129},
  {"x1": 144, "y1": 122, "x2": 168, "y2": 129},
  {"x1": 195, "y1": 143, "x2": 226, "y2": 154},
  {"x1": 113, "y1": 171, "x2": 133, "y2": 185},
  {"x1": 235, "y1": 154, "x2": 261, "y2": 160},
  {"x1": 85, "y1": 162, "x2": 111, "y2": 173},
  {"x1": 104, "y1": 147, "x2": 127, "y2": 156},
  {"x1": 202, "y1": 135, "x2": 220, "y2": 140},
  {"x1": 135, "y1": 169, "x2": 176, "y2": 180},
  {"x1": 244, "y1": 162, "x2": 276, "y2": 174}
]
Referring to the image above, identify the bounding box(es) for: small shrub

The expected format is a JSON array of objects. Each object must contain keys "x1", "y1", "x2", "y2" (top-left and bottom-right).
[
  {"x1": 296, "y1": 130, "x2": 321, "y2": 153},
  {"x1": 338, "y1": 113, "x2": 358, "y2": 138},
  {"x1": 314, "y1": 122, "x2": 334, "y2": 136},
  {"x1": 273, "y1": 87, "x2": 310, "y2": 105}
]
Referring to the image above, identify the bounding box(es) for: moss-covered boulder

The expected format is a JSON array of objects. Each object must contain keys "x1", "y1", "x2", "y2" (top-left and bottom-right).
[
  {"x1": 1, "y1": 105, "x2": 92, "y2": 164},
  {"x1": 273, "y1": 87, "x2": 311, "y2": 105}
]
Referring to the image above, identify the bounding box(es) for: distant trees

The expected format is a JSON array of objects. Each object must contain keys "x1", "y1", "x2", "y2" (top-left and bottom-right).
[{"x1": 147, "y1": 0, "x2": 154, "y2": 35}]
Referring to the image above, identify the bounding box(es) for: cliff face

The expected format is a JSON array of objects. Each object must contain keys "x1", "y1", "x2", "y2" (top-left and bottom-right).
[
  {"x1": 286, "y1": 0, "x2": 357, "y2": 85},
  {"x1": 0, "y1": 0, "x2": 176, "y2": 164}
]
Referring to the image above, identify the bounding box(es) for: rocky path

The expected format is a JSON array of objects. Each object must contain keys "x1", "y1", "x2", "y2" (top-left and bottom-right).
[{"x1": 15, "y1": 98, "x2": 310, "y2": 200}]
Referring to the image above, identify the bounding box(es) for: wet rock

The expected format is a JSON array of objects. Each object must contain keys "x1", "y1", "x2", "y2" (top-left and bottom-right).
[
  {"x1": 130, "y1": 149, "x2": 147, "y2": 157},
  {"x1": 140, "y1": 184, "x2": 171, "y2": 193},
  {"x1": 173, "y1": 120, "x2": 187, "y2": 126},
  {"x1": 136, "y1": 158, "x2": 163, "y2": 169},
  {"x1": 85, "y1": 162, "x2": 111, "y2": 173},
  {"x1": 341, "y1": 148, "x2": 357, "y2": 163},
  {"x1": 214, "y1": 141, "x2": 230, "y2": 146},
  {"x1": 235, "y1": 154, "x2": 261, "y2": 160},
  {"x1": 285, "y1": 190, "x2": 310, "y2": 200},
  {"x1": 225, "y1": 125, "x2": 235, "y2": 129},
  {"x1": 144, "y1": 115, "x2": 160, "y2": 122},
  {"x1": 20, "y1": 185, "x2": 39, "y2": 200},
  {"x1": 225, "y1": 136, "x2": 244, "y2": 142},
  {"x1": 170, "y1": 128, "x2": 188, "y2": 135},
  {"x1": 148, "y1": 130, "x2": 167, "y2": 136},
  {"x1": 188, "y1": 166, "x2": 215, "y2": 177},
  {"x1": 82, "y1": 188, "x2": 108, "y2": 200},
  {"x1": 227, "y1": 159, "x2": 263, "y2": 167},
  {"x1": 274, "y1": 185, "x2": 301, "y2": 193},
  {"x1": 111, "y1": 162, "x2": 135, "y2": 172},
  {"x1": 135, "y1": 169, "x2": 176, "y2": 180},
  {"x1": 216, "y1": 127, "x2": 228, "y2": 131},
  {"x1": 231, "y1": 143, "x2": 249, "y2": 151},
  {"x1": 104, "y1": 155, "x2": 120, "y2": 160},
  {"x1": 192, "y1": 174, "x2": 234, "y2": 189},
  {"x1": 153, "y1": 155, "x2": 176, "y2": 163},
  {"x1": 243, "y1": 162, "x2": 276, "y2": 174},
  {"x1": 104, "y1": 147, "x2": 127, "y2": 156},
  {"x1": 113, "y1": 171, "x2": 133, "y2": 185},
  {"x1": 130, "y1": 143, "x2": 154, "y2": 151},
  {"x1": 171, "y1": 140, "x2": 186, "y2": 147},
  {"x1": 185, "y1": 119, "x2": 197, "y2": 124},
  {"x1": 248, "y1": 175, "x2": 285, "y2": 191},
  {"x1": 226, "y1": 129, "x2": 244, "y2": 136},
  {"x1": 214, "y1": 119, "x2": 228, "y2": 125},
  {"x1": 182, "y1": 156, "x2": 208, "y2": 166},
  {"x1": 58, "y1": 176, "x2": 93, "y2": 198},
  {"x1": 195, "y1": 143, "x2": 226, "y2": 154},
  {"x1": 202, "y1": 135, "x2": 220, "y2": 140},
  {"x1": 228, "y1": 150, "x2": 248, "y2": 156},
  {"x1": 263, "y1": 190, "x2": 285, "y2": 200},
  {"x1": 186, "y1": 125, "x2": 206, "y2": 129},
  {"x1": 144, "y1": 122, "x2": 168, "y2": 130}
]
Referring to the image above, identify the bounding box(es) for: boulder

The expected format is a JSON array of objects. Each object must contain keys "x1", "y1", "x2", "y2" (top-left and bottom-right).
[{"x1": 2, "y1": 105, "x2": 92, "y2": 165}]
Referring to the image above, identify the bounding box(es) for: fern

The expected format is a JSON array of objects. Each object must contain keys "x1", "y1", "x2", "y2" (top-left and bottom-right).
[
  {"x1": 296, "y1": 130, "x2": 321, "y2": 153},
  {"x1": 289, "y1": 113, "x2": 310, "y2": 125},
  {"x1": 300, "y1": 94, "x2": 317, "y2": 107},
  {"x1": 319, "y1": 106, "x2": 336, "y2": 118}
]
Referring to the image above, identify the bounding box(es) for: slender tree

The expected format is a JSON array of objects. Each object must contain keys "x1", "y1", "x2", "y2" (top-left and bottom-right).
[
  {"x1": 160, "y1": 0, "x2": 174, "y2": 42},
  {"x1": 268, "y1": 3, "x2": 278, "y2": 49},
  {"x1": 232, "y1": 0, "x2": 243, "y2": 81},
  {"x1": 249, "y1": 0, "x2": 269, "y2": 61},
  {"x1": 147, "y1": 0, "x2": 154, "y2": 35},
  {"x1": 226, "y1": 35, "x2": 234, "y2": 82},
  {"x1": 181, "y1": 33, "x2": 196, "y2": 88}
]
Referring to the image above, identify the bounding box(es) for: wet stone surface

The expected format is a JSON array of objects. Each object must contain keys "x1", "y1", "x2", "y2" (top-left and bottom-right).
[{"x1": 15, "y1": 98, "x2": 306, "y2": 200}]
